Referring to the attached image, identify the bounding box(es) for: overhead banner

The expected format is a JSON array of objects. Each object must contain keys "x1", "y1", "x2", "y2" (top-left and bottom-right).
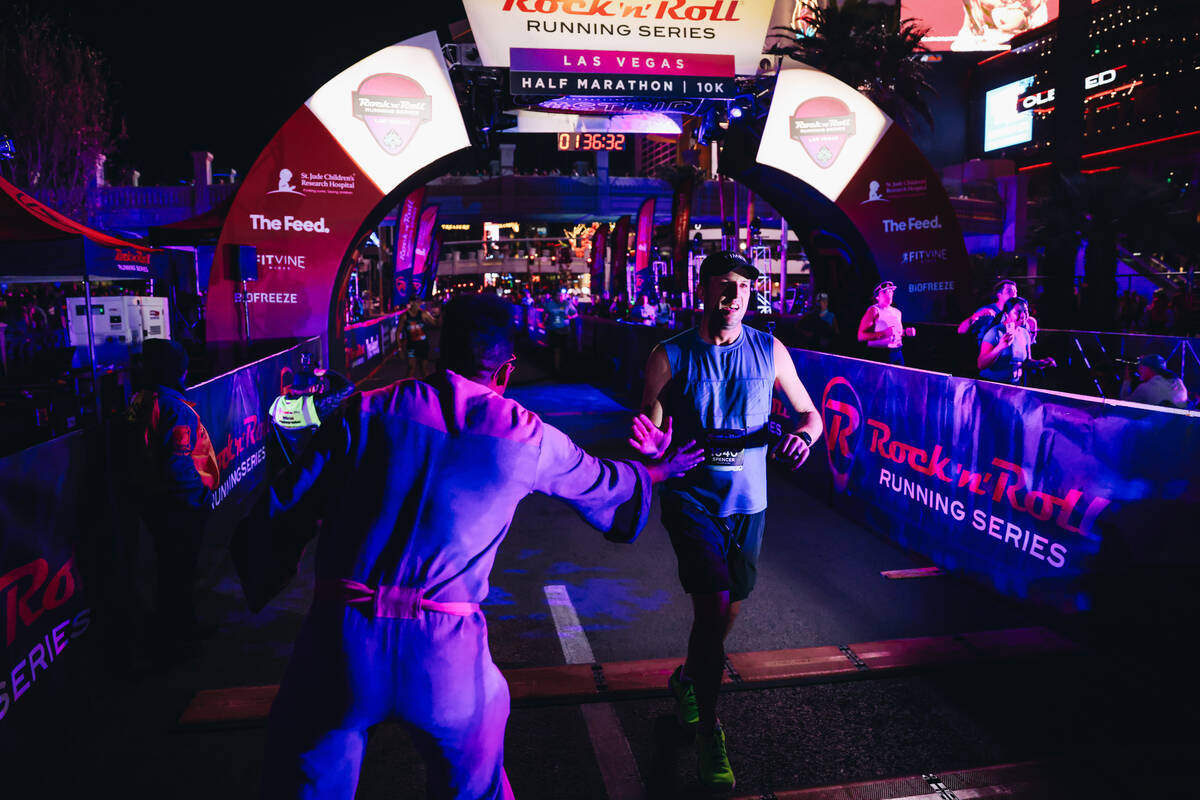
[
  {"x1": 391, "y1": 187, "x2": 426, "y2": 308},
  {"x1": 757, "y1": 66, "x2": 970, "y2": 322},
  {"x1": 463, "y1": 0, "x2": 779, "y2": 76},
  {"x1": 410, "y1": 204, "x2": 439, "y2": 300},
  {"x1": 772, "y1": 348, "x2": 1200, "y2": 610},
  {"x1": 610, "y1": 214, "x2": 631, "y2": 298},
  {"x1": 589, "y1": 222, "x2": 609, "y2": 298},
  {"x1": 205, "y1": 33, "x2": 470, "y2": 345},
  {"x1": 633, "y1": 197, "x2": 656, "y2": 301}
]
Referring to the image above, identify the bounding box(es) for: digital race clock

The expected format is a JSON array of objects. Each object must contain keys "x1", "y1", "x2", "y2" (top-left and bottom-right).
[{"x1": 556, "y1": 133, "x2": 627, "y2": 151}]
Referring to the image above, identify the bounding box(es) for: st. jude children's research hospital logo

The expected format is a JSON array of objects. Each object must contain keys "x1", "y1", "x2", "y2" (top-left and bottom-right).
[
  {"x1": 790, "y1": 96, "x2": 856, "y2": 169},
  {"x1": 352, "y1": 73, "x2": 433, "y2": 155}
]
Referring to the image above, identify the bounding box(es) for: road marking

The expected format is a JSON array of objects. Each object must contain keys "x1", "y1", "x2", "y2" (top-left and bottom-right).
[{"x1": 544, "y1": 584, "x2": 644, "y2": 800}]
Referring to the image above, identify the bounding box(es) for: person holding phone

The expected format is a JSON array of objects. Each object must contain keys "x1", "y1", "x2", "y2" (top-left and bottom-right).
[{"x1": 977, "y1": 296, "x2": 1055, "y2": 384}]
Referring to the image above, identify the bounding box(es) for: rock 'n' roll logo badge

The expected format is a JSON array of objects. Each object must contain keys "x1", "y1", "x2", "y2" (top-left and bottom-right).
[
  {"x1": 822, "y1": 376, "x2": 863, "y2": 494},
  {"x1": 352, "y1": 74, "x2": 433, "y2": 155},
  {"x1": 394, "y1": 276, "x2": 408, "y2": 298},
  {"x1": 790, "y1": 97, "x2": 856, "y2": 169}
]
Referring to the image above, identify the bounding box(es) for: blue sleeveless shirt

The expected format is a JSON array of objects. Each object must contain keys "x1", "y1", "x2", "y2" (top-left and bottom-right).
[{"x1": 660, "y1": 325, "x2": 775, "y2": 516}]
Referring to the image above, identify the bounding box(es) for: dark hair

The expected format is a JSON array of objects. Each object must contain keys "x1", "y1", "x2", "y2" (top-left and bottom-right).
[
  {"x1": 438, "y1": 294, "x2": 514, "y2": 377},
  {"x1": 141, "y1": 338, "x2": 188, "y2": 390},
  {"x1": 1001, "y1": 296, "x2": 1029, "y2": 316},
  {"x1": 994, "y1": 279, "x2": 1017, "y2": 296}
]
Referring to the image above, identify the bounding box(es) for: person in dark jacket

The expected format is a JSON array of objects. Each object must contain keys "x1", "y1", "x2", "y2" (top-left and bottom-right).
[{"x1": 127, "y1": 338, "x2": 220, "y2": 646}]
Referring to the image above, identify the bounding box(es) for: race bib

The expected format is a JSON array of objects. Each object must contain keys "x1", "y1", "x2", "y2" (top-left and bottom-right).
[{"x1": 705, "y1": 428, "x2": 746, "y2": 471}]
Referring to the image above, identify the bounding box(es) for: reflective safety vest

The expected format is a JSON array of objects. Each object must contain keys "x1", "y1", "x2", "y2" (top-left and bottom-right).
[{"x1": 269, "y1": 394, "x2": 321, "y2": 429}]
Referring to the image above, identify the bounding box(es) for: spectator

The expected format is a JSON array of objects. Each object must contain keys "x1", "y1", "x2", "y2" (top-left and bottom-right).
[
  {"x1": 631, "y1": 294, "x2": 657, "y2": 326},
  {"x1": 977, "y1": 297, "x2": 1056, "y2": 384},
  {"x1": 1143, "y1": 288, "x2": 1173, "y2": 334},
  {"x1": 403, "y1": 298, "x2": 436, "y2": 378},
  {"x1": 812, "y1": 292, "x2": 839, "y2": 348},
  {"x1": 857, "y1": 281, "x2": 915, "y2": 365},
  {"x1": 655, "y1": 293, "x2": 674, "y2": 327},
  {"x1": 608, "y1": 292, "x2": 630, "y2": 321},
  {"x1": 542, "y1": 285, "x2": 578, "y2": 374},
  {"x1": 1120, "y1": 354, "x2": 1188, "y2": 408},
  {"x1": 957, "y1": 279, "x2": 1017, "y2": 343},
  {"x1": 125, "y1": 338, "x2": 221, "y2": 653},
  {"x1": 593, "y1": 291, "x2": 612, "y2": 318}
]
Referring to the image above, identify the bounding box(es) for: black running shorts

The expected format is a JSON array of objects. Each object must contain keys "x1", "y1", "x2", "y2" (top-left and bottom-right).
[{"x1": 661, "y1": 497, "x2": 766, "y2": 602}]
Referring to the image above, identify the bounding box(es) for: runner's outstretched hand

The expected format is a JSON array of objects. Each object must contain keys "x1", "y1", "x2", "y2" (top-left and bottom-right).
[{"x1": 629, "y1": 413, "x2": 672, "y2": 460}]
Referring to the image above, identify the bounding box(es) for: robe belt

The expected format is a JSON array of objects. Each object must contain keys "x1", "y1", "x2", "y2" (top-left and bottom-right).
[{"x1": 316, "y1": 578, "x2": 480, "y2": 618}]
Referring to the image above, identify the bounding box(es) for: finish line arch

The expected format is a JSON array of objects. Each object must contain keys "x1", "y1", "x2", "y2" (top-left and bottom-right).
[{"x1": 207, "y1": 34, "x2": 970, "y2": 371}]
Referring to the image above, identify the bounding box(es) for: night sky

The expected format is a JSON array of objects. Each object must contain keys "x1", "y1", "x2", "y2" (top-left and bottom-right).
[{"x1": 10, "y1": 0, "x2": 469, "y2": 185}]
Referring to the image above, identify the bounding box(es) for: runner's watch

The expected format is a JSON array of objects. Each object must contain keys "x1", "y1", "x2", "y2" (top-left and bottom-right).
[{"x1": 798, "y1": 431, "x2": 812, "y2": 448}]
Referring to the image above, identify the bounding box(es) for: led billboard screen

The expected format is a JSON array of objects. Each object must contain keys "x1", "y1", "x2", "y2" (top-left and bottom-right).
[
  {"x1": 983, "y1": 75, "x2": 1035, "y2": 151},
  {"x1": 904, "y1": 1, "x2": 1058, "y2": 52}
]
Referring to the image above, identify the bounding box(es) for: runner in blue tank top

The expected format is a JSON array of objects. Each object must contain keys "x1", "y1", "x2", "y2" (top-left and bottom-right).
[{"x1": 630, "y1": 251, "x2": 824, "y2": 791}]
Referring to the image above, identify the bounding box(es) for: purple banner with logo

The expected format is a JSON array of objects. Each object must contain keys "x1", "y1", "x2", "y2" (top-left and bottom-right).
[
  {"x1": 670, "y1": 175, "x2": 695, "y2": 277},
  {"x1": 771, "y1": 348, "x2": 1200, "y2": 611},
  {"x1": 424, "y1": 231, "x2": 443, "y2": 299},
  {"x1": 610, "y1": 215, "x2": 631, "y2": 299},
  {"x1": 410, "y1": 205, "x2": 439, "y2": 301},
  {"x1": 589, "y1": 223, "x2": 609, "y2": 299},
  {"x1": 390, "y1": 187, "x2": 425, "y2": 308},
  {"x1": 633, "y1": 198, "x2": 655, "y2": 301}
]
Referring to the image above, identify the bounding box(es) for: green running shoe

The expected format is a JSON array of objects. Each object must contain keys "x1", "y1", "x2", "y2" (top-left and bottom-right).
[
  {"x1": 668, "y1": 665, "x2": 699, "y2": 730},
  {"x1": 696, "y1": 723, "x2": 735, "y2": 792}
]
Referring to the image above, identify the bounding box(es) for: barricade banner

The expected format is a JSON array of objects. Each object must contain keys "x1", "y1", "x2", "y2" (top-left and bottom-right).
[
  {"x1": 342, "y1": 311, "x2": 402, "y2": 380},
  {"x1": 189, "y1": 339, "x2": 323, "y2": 536},
  {"x1": 772, "y1": 348, "x2": 1200, "y2": 608},
  {"x1": 0, "y1": 431, "x2": 97, "y2": 748},
  {"x1": 610, "y1": 215, "x2": 631, "y2": 299},
  {"x1": 0, "y1": 338, "x2": 321, "y2": 751},
  {"x1": 575, "y1": 316, "x2": 1200, "y2": 611},
  {"x1": 410, "y1": 205, "x2": 439, "y2": 300},
  {"x1": 391, "y1": 187, "x2": 425, "y2": 307}
]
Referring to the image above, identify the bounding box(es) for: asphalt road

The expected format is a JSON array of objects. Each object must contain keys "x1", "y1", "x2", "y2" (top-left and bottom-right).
[{"x1": 18, "y1": 351, "x2": 1193, "y2": 799}]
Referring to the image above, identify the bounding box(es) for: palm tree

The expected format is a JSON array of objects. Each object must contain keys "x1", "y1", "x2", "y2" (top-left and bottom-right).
[{"x1": 768, "y1": 0, "x2": 935, "y2": 132}]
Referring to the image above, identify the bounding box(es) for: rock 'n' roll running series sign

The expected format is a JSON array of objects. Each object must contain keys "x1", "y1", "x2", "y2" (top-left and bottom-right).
[
  {"x1": 206, "y1": 32, "x2": 470, "y2": 345},
  {"x1": 462, "y1": 0, "x2": 779, "y2": 76},
  {"x1": 757, "y1": 65, "x2": 970, "y2": 322}
]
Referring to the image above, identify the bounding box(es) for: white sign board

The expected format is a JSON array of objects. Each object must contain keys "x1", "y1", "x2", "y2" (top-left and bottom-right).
[
  {"x1": 756, "y1": 65, "x2": 891, "y2": 204},
  {"x1": 462, "y1": 0, "x2": 779, "y2": 76}
]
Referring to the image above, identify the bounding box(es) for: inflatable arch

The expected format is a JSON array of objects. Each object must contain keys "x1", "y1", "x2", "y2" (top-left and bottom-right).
[{"x1": 207, "y1": 33, "x2": 970, "y2": 371}]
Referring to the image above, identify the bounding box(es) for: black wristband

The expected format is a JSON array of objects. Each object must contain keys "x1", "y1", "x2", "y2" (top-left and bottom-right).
[{"x1": 798, "y1": 430, "x2": 812, "y2": 447}]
